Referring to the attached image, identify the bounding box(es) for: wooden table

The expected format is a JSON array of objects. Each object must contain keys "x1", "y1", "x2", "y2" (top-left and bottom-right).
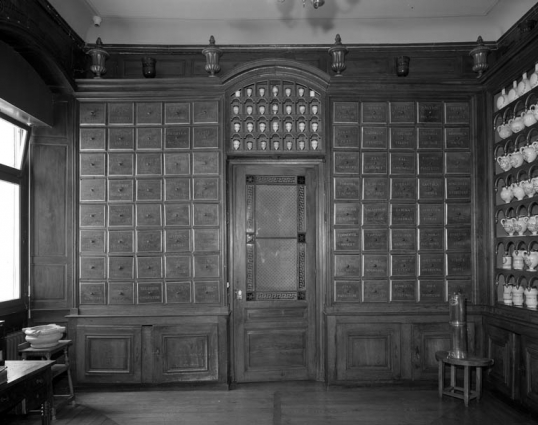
[
  {"x1": 435, "y1": 350, "x2": 494, "y2": 407},
  {"x1": 19, "y1": 340, "x2": 75, "y2": 418},
  {"x1": 0, "y1": 360, "x2": 54, "y2": 424}
]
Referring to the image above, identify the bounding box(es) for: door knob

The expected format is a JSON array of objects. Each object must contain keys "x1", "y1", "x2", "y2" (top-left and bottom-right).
[{"x1": 235, "y1": 290, "x2": 243, "y2": 300}]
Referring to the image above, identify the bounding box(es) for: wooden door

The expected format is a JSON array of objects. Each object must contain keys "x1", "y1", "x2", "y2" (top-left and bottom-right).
[{"x1": 230, "y1": 162, "x2": 319, "y2": 382}]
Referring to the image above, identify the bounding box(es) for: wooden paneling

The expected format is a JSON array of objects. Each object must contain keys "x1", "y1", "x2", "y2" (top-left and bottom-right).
[
  {"x1": 76, "y1": 325, "x2": 142, "y2": 384},
  {"x1": 336, "y1": 323, "x2": 401, "y2": 381},
  {"x1": 486, "y1": 324, "x2": 518, "y2": 400}
]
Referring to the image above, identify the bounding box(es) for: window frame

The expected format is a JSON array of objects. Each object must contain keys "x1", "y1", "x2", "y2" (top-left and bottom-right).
[{"x1": 0, "y1": 112, "x2": 30, "y2": 316}]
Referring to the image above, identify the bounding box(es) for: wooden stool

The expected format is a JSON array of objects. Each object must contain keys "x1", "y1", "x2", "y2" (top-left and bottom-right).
[
  {"x1": 435, "y1": 350, "x2": 494, "y2": 407},
  {"x1": 19, "y1": 340, "x2": 75, "y2": 419}
]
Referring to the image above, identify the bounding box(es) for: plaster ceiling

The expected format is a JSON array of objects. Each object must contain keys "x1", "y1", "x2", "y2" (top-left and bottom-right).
[{"x1": 49, "y1": 0, "x2": 537, "y2": 45}]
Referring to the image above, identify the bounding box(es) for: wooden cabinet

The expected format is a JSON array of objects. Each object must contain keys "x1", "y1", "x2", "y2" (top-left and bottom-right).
[{"x1": 71, "y1": 317, "x2": 226, "y2": 385}]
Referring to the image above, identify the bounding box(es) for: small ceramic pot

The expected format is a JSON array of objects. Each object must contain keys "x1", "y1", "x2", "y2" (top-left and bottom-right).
[
  {"x1": 503, "y1": 285, "x2": 513, "y2": 305},
  {"x1": 500, "y1": 217, "x2": 516, "y2": 235}
]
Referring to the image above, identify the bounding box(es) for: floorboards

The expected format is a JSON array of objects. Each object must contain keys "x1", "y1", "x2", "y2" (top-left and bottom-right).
[{"x1": 4, "y1": 383, "x2": 537, "y2": 425}]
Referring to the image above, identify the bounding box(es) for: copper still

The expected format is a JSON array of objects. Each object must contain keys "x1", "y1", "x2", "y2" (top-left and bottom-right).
[{"x1": 448, "y1": 293, "x2": 467, "y2": 359}]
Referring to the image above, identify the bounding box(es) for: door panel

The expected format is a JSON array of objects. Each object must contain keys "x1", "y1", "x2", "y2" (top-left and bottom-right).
[{"x1": 231, "y1": 163, "x2": 318, "y2": 382}]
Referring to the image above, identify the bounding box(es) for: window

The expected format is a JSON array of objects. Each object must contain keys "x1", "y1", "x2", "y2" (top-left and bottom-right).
[{"x1": 0, "y1": 115, "x2": 29, "y2": 305}]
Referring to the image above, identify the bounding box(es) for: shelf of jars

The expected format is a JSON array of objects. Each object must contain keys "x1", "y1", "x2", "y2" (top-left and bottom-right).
[
  {"x1": 494, "y1": 68, "x2": 538, "y2": 309},
  {"x1": 228, "y1": 80, "x2": 323, "y2": 153}
]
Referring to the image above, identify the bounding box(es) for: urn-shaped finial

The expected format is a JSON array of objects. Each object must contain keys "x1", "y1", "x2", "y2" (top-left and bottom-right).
[
  {"x1": 86, "y1": 37, "x2": 109, "y2": 79},
  {"x1": 202, "y1": 35, "x2": 222, "y2": 77},
  {"x1": 469, "y1": 36, "x2": 490, "y2": 79},
  {"x1": 328, "y1": 34, "x2": 348, "y2": 77}
]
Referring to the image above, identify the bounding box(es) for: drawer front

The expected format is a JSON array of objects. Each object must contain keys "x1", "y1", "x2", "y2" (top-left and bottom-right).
[
  {"x1": 165, "y1": 102, "x2": 190, "y2": 124},
  {"x1": 109, "y1": 256, "x2": 135, "y2": 279},
  {"x1": 137, "y1": 257, "x2": 163, "y2": 278},
  {"x1": 80, "y1": 179, "x2": 106, "y2": 201},
  {"x1": 80, "y1": 204, "x2": 106, "y2": 227},
  {"x1": 109, "y1": 230, "x2": 134, "y2": 253},
  {"x1": 165, "y1": 178, "x2": 191, "y2": 201},
  {"x1": 137, "y1": 230, "x2": 163, "y2": 252},
  {"x1": 165, "y1": 204, "x2": 190, "y2": 226},
  {"x1": 108, "y1": 180, "x2": 134, "y2": 202},
  {"x1": 137, "y1": 204, "x2": 162, "y2": 226},
  {"x1": 137, "y1": 102, "x2": 163, "y2": 124},
  {"x1": 137, "y1": 179, "x2": 162, "y2": 201},
  {"x1": 109, "y1": 153, "x2": 134, "y2": 176},
  {"x1": 109, "y1": 128, "x2": 135, "y2": 150},
  {"x1": 80, "y1": 282, "x2": 106, "y2": 304},
  {"x1": 137, "y1": 128, "x2": 163, "y2": 149},
  {"x1": 108, "y1": 102, "x2": 134, "y2": 125},
  {"x1": 80, "y1": 230, "x2": 106, "y2": 253},
  {"x1": 80, "y1": 257, "x2": 106, "y2": 279},
  {"x1": 164, "y1": 153, "x2": 190, "y2": 175},
  {"x1": 109, "y1": 205, "x2": 134, "y2": 227},
  {"x1": 137, "y1": 153, "x2": 163, "y2": 175},
  {"x1": 80, "y1": 153, "x2": 106, "y2": 176},
  {"x1": 80, "y1": 103, "x2": 106, "y2": 125},
  {"x1": 80, "y1": 128, "x2": 106, "y2": 150}
]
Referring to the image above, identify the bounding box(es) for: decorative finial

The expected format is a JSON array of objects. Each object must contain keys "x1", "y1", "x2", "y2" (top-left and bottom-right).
[
  {"x1": 469, "y1": 35, "x2": 490, "y2": 79},
  {"x1": 328, "y1": 34, "x2": 348, "y2": 77},
  {"x1": 202, "y1": 35, "x2": 222, "y2": 77}
]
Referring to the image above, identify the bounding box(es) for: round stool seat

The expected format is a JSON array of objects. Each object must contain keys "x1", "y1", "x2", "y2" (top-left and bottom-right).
[{"x1": 435, "y1": 351, "x2": 494, "y2": 367}]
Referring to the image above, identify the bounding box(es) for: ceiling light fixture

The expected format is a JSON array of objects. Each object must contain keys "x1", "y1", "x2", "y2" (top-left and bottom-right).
[{"x1": 279, "y1": 0, "x2": 325, "y2": 9}]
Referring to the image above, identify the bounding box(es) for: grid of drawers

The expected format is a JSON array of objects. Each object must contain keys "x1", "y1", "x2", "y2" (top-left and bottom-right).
[
  {"x1": 331, "y1": 100, "x2": 474, "y2": 304},
  {"x1": 78, "y1": 101, "x2": 222, "y2": 306}
]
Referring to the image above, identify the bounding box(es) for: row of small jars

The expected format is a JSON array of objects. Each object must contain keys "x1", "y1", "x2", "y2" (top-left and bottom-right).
[
  {"x1": 231, "y1": 103, "x2": 319, "y2": 117},
  {"x1": 496, "y1": 66, "x2": 538, "y2": 111},
  {"x1": 232, "y1": 120, "x2": 319, "y2": 134},
  {"x1": 502, "y1": 283, "x2": 538, "y2": 308},
  {"x1": 232, "y1": 137, "x2": 320, "y2": 151},
  {"x1": 497, "y1": 143, "x2": 538, "y2": 173},
  {"x1": 500, "y1": 215, "x2": 538, "y2": 237},
  {"x1": 497, "y1": 106, "x2": 538, "y2": 139},
  {"x1": 501, "y1": 249, "x2": 538, "y2": 270},
  {"x1": 234, "y1": 86, "x2": 317, "y2": 99}
]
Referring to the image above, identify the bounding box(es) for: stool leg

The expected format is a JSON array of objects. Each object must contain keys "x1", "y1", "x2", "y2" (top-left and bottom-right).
[
  {"x1": 438, "y1": 360, "x2": 444, "y2": 398},
  {"x1": 450, "y1": 365, "x2": 456, "y2": 392},
  {"x1": 476, "y1": 367, "x2": 483, "y2": 402},
  {"x1": 464, "y1": 365, "x2": 470, "y2": 407}
]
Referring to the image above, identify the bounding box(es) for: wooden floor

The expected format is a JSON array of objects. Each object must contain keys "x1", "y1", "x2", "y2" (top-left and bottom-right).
[{"x1": 5, "y1": 382, "x2": 537, "y2": 425}]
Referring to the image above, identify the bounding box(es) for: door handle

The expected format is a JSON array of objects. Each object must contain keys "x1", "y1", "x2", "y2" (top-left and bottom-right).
[{"x1": 235, "y1": 290, "x2": 243, "y2": 300}]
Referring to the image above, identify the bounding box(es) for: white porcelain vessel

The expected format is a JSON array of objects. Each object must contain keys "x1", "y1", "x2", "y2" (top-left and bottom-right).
[
  {"x1": 517, "y1": 72, "x2": 531, "y2": 96},
  {"x1": 524, "y1": 251, "x2": 538, "y2": 271},
  {"x1": 503, "y1": 284, "x2": 513, "y2": 305},
  {"x1": 525, "y1": 287, "x2": 538, "y2": 308},
  {"x1": 500, "y1": 186, "x2": 514, "y2": 204},
  {"x1": 23, "y1": 324, "x2": 65, "y2": 348},
  {"x1": 501, "y1": 217, "x2": 516, "y2": 235},
  {"x1": 496, "y1": 88, "x2": 508, "y2": 110},
  {"x1": 512, "y1": 285, "x2": 525, "y2": 306}
]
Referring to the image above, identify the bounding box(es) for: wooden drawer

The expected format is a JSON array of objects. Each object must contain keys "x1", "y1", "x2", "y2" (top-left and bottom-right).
[
  {"x1": 194, "y1": 254, "x2": 220, "y2": 277},
  {"x1": 109, "y1": 256, "x2": 135, "y2": 279},
  {"x1": 137, "y1": 282, "x2": 163, "y2": 303},
  {"x1": 108, "y1": 204, "x2": 134, "y2": 227},
  {"x1": 109, "y1": 153, "x2": 134, "y2": 176},
  {"x1": 80, "y1": 257, "x2": 106, "y2": 279},
  {"x1": 80, "y1": 230, "x2": 106, "y2": 253},
  {"x1": 109, "y1": 230, "x2": 134, "y2": 253},
  {"x1": 193, "y1": 101, "x2": 218, "y2": 123},
  {"x1": 193, "y1": 204, "x2": 219, "y2": 226},
  {"x1": 193, "y1": 229, "x2": 219, "y2": 252},
  {"x1": 136, "y1": 179, "x2": 162, "y2": 201},
  {"x1": 108, "y1": 102, "x2": 134, "y2": 125},
  {"x1": 80, "y1": 153, "x2": 106, "y2": 176},
  {"x1": 137, "y1": 204, "x2": 162, "y2": 226},
  {"x1": 80, "y1": 204, "x2": 105, "y2": 227},
  {"x1": 108, "y1": 179, "x2": 134, "y2": 202},
  {"x1": 137, "y1": 257, "x2": 163, "y2": 278},
  {"x1": 80, "y1": 128, "x2": 106, "y2": 150},
  {"x1": 165, "y1": 178, "x2": 191, "y2": 201},
  {"x1": 109, "y1": 128, "x2": 135, "y2": 150},
  {"x1": 136, "y1": 153, "x2": 163, "y2": 175},
  {"x1": 137, "y1": 128, "x2": 162, "y2": 149},
  {"x1": 165, "y1": 102, "x2": 190, "y2": 124},
  {"x1": 192, "y1": 152, "x2": 219, "y2": 175},
  {"x1": 80, "y1": 103, "x2": 106, "y2": 125},
  {"x1": 164, "y1": 153, "x2": 190, "y2": 175},
  {"x1": 136, "y1": 102, "x2": 162, "y2": 125},
  {"x1": 193, "y1": 178, "x2": 219, "y2": 200},
  {"x1": 166, "y1": 229, "x2": 191, "y2": 252},
  {"x1": 80, "y1": 179, "x2": 106, "y2": 201},
  {"x1": 109, "y1": 283, "x2": 134, "y2": 304},
  {"x1": 165, "y1": 127, "x2": 190, "y2": 149},
  {"x1": 165, "y1": 255, "x2": 191, "y2": 278},
  {"x1": 137, "y1": 230, "x2": 163, "y2": 252},
  {"x1": 165, "y1": 203, "x2": 190, "y2": 226},
  {"x1": 80, "y1": 283, "x2": 106, "y2": 304}
]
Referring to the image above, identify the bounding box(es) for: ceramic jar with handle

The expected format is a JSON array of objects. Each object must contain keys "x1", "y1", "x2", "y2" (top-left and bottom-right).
[
  {"x1": 515, "y1": 215, "x2": 529, "y2": 235},
  {"x1": 523, "y1": 109, "x2": 538, "y2": 127},
  {"x1": 497, "y1": 123, "x2": 513, "y2": 139},
  {"x1": 512, "y1": 285, "x2": 525, "y2": 306},
  {"x1": 501, "y1": 217, "x2": 516, "y2": 235},
  {"x1": 511, "y1": 182, "x2": 525, "y2": 200},
  {"x1": 509, "y1": 151, "x2": 524, "y2": 168},
  {"x1": 508, "y1": 80, "x2": 519, "y2": 103},
  {"x1": 510, "y1": 116, "x2": 525, "y2": 133},
  {"x1": 530, "y1": 63, "x2": 538, "y2": 88},
  {"x1": 497, "y1": 154, "x2": 512, "y2": 171},
  {"x1": 521, "y1": 145, "x2": 538, "y2": 162},
  {"x1": 497, "y1": 88, "x2": 509, "y2": 110},
  {"x1": 524, "y1": 251, "x2": 538, "y2": 271},
  {"x1": 503, "y1": 284, "x2": 513, "y2": 305},
  {"x1": 500, "y1": 186, "x2": 514, "y2": 204},
  {"x1": 522, "y1": 179, "x2": 535, "y2": 197},
  {"x1": 518, "y1": 72, "x2": 532, "y2": 96},
  {"x1": 513, "y1": 250, "x2": 527, "y2": 270},
  {"x1": 528, "y1": 215, "x2": 538, "y2": 235},
  {"x1": 525, "y1": 286, "x2": 538, "y2": 308}
]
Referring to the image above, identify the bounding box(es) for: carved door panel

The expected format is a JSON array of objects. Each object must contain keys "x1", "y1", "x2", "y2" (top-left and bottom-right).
[{"x1": 231, "y1": 163, "x2": 318, "y2": 382}]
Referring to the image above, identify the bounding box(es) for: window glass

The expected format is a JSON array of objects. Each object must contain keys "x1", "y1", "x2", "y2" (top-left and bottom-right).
[
  {"x1": 0, "y1": 181, "x2": 20, "y2": 302},
  {"x1": 0, "y1": 117, "x2": 28, "y2": 170}
]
